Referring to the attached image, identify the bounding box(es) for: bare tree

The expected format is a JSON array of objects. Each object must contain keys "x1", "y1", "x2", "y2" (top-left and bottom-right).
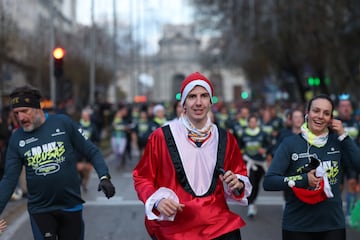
[{"x1": 190, "y1": 0, "x2": 360, "y2": 103}]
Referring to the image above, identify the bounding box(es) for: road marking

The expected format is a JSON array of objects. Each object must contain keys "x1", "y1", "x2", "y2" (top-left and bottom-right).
[
  {"x1": 246, "y1": 196, "x2": 285, "y2": 206},
  {"x1": 85, "y1": 197, "x2": 143, "y2": 206},
  {"x1": 84, "y1": 196, "x2": 284, "y2": 206},
  {"x1": 90, "y1": 172, "x2": 133, "y2": 179}
]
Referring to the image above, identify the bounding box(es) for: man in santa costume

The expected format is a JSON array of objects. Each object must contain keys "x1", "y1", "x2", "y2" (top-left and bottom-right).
[{"x1": 133, "y1": 72, "x2": 252, "y2": 240}]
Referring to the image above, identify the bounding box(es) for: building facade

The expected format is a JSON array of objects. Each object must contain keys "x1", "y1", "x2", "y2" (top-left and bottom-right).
[
  {"x1": 0, "y1": 0, "x2": 77, "y2": 107},
  {"x1": 142, "y1": 24, "x2": 248, "y2": 103}
]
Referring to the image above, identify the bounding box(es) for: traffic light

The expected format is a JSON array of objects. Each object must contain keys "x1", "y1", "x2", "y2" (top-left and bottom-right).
[
  {"x1": 212, "y1": 96, "x2": 218, "y2": 104},
  {"x1": 53, "y1": 47, "x2": 65, "y2": 78},
  {"x1": 307, "y1": 77, "x2": 320, "y2": 86},
  {"x1": 241, "y1": 91, "x2": 249, "y2": 100}
]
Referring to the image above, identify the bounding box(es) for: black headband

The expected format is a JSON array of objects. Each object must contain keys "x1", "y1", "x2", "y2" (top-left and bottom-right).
[{"x1": 10, "y1": 94, "x2": 41, "y2": 109}]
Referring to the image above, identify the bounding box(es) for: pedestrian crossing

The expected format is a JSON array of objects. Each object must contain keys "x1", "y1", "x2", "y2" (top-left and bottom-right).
[
  {"x1": 87, "y1": 170, "x2": 286, "y2": 206},
  {"x1": 84, "y1": 196, "x2": 285, "y2": 206}
]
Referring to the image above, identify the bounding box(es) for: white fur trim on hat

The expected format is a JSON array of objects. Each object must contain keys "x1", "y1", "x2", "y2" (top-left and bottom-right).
[{"x1": 180, "y1": 80, "x2": 213, "y2": 105}]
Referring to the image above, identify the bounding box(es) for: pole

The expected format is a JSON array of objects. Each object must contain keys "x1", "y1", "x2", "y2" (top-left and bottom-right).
[
  {"x1": 0, "y1": 0, "x2": 4, "y2": 110},
  {"x1": 50, "y1": 1, "x2": 56, "y2": 105},
  {"x1": 89, "y1": 0, "x2": 96, "y2": 106},
  {"x1": 112, "y1": 0, "x2": 118, "y2": 103},
  {"x1": 249, "y1": 0, "x2": 255, "y2": 38},
  {"x1": 130, "y1": 0, "x2": 136, "y2": 102}
]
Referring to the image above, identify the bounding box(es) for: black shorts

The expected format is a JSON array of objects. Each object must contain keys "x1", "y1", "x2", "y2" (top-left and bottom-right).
[
  {"x1": 282, "y1": 228, "x2": 345, "y2": 240},
  {"x1": 30, "y1": 209, "x2": 84, "y2": 240},
  {"x1": 151, "y1": 229, "x2": 241, "y2": 240}
]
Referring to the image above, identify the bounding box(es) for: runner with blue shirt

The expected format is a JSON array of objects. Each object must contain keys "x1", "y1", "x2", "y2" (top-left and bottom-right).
[
  {"x1": 264, "y1": 94, "x2": 360, "y2": 240},
  {"x1": 0, "y1": 85, "x2": 115, "y2": 240}
]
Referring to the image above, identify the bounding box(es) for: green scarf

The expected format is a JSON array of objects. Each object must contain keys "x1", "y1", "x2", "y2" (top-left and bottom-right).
[
  {"x1": 244, "y1": 127, "x2": 260, "y2": 136},
  {"x1": 301, "y1": 123, "x2": 328, "y2": 148}
]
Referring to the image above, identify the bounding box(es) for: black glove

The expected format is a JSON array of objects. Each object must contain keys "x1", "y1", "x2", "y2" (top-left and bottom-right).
[
  {"x1": 302, "y1": 156, "x2": 321, "y2": 173},
  {"x1": 98, "y1": 178, "x2": 115, "y2": 199}
]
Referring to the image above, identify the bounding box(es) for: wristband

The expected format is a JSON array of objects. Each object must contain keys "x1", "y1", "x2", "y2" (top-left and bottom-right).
[
  {"x1": 338, "y1": 131, "x2": 348, "y2": 141},
  {"x1": 100, "y1": 175, "x2": 109, "y2": 180}
]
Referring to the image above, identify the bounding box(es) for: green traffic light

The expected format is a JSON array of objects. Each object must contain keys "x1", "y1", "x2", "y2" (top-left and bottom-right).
[
  {"x1": 241, "y1": 91, "x2": 249, "y2": 99},
  {"x1": 308, "y1": 77, "x2": 315, "y2": 86},
  {"x1": 314, "y1": 78, "x2": 320, "y2": 86},
  {"x1": 324, "y1": 77, "x2": 330, "y2": 85},
  {"x1": 175, "y1": 93, "x2": 181, "y2": 100},
  {"x1": 308, "y1": 77, "x2": 320, "y2": 86},
  {"x1": 212, "y1": 96, "x2": 218, "y2": 104}
]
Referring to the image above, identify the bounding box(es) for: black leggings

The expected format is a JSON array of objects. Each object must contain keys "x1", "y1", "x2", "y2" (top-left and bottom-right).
[
  {"x1": 30, "y1": 210, "x2": 84, "y2": 240},
  {"x1": 248, "y1": 164, "x2": 265, "y2": 204},
  {"x1": 151, "y1": 229, "x2": 241, "y2": 240},
  {"x1": 213, "y1": 229, "x2": 241, "y2": 240},
  {"x1": 282, "y1": 228, "x2": 346, "y2": 240}
]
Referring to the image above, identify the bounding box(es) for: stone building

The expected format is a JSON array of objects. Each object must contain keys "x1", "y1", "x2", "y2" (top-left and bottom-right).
[{"x1": 136, "y1": 24, "x2": 249, "y2": 104}]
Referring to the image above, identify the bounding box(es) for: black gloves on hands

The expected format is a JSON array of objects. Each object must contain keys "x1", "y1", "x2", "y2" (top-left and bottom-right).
[{"x1": 98, "y1": 178, "x2": 115, "y2": 199}]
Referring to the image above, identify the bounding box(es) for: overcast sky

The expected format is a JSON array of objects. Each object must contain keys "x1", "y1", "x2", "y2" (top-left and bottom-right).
[{"x1": 76, "y1": 0, "x2": 194, "y2": 54}]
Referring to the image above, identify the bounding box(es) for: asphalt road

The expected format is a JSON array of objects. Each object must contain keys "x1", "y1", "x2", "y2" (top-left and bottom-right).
[{"x1": 1, "y1": 152, "x2": 360, "y2": 240}]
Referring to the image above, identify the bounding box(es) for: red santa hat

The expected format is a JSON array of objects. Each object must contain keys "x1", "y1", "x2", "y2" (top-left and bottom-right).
[
  {"x1": 180, "y1": 72, "x2": 214, "y2": 106},
  {"x1": 292, "y1": 180, "x2": 328, "y2": 204},
  {"x1": 290, "y1": 165, "x2": 334, "y2": 204}
]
